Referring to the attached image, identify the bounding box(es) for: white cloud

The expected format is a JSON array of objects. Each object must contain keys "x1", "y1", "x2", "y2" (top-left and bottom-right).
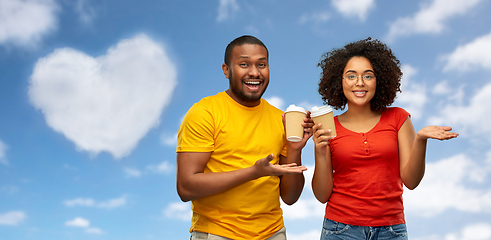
[
  {"x1": 245, "y1": 25, "x2": 260, "y2": 36},
  {"x1": 164, "y1": 202, "x2": 192, "y2": 221},
  {"x1": 0, "y1": 0, "x2": 59, "y2": 48},
  {"x1": 124, "y1": 167, "x2": 142, "y2": 178},
  {"x1": 65, "y1": 217, "x2": 90, "y2": 227},
  {"x1": 282, "y1": 165, "x2": 324, "y2": 220},
  {"x1": 64, "y1": 196, "x2": 127, "y2": 209},
  {"x1": 147, "y1": 161, "x2": 173, "y2": 174},
  {"x1": 442, "y1": 32, "x2": 491, "y2": 72},
  {"x1": 97, "y1": 196, "x2": 127, "y2": 209},
  {"x1": 386, "y1": 0, "x2": 483, "y2": 42},
  {"x1": 404, "y1": 153, "x2": 491, "y2": 217},
  {"x1": 64, "y1": 198, "x2": 95, "y2": 207},
  {"x1": 432, "y1": 80, "x2": 452, "y2": 95},
  {"x1": 123, "y1": 161, "x2": 174, "y2": 177},
  {"x1": 265, "y1": 96, "x2": 285, "y2": 110},
  {"x1": 413, "y1": 223, "x2": 491, "y2": 240},
  {"x1": 298, "y1": 5, "x2": 334, "y2": 35},
  {"x1": 1, "y1": 185, "x2": 19, "y2": 194},
  {"x1": 428, "y1": 82, "x2": 491, "y2": 140},
  {"x1": 288, "y1": 230, "x2": 321, "y2": 240},
  {"x1": 282, "y1": 198, "x2": 324, "y2": 220},
  {"x1": 216, "y1": 0, "x2": 239, "y2": 22},
  {"x1": 298, "y1": 102, "x2": 318, "y2": 114},
  {"x1": 63, "y1": 163, "x2": 78, "y2": 171},
  {"x1": 28, "y1": 34, "x2": 177, "y2": 159},
  {"x1": 86, "y1": 227, "x2": 104, "y2": 234},
  {"x1": 432, "y1": 80, "x2": 465, "y2": 105},
  {"x1": 124, "y1": 161, "x2": 176, "y2": 177},
  {"x1": 0, "y1": 139, "x2": 7, "y2": 165},
  {"x1": 161, "y1": 132, "x2": 177, "y2": 147},
  {"x1": 455, "y1": 223, "x2": 491, "y2": 240},
  {"x1": 0, "y1": 211, "x2": 26, "y2": 226},
  {"x1": 299, "y1": 10, "x2": 330, "y2": 25},
  {"x1": 65, "y1": 217, "x2": 105, "y2": 234},
  {"x1": 74, "y1": 0, "x2": 96, "y2": 25},
  {"x1": 281, "y1": 165, "x2": 323, "y2": 240},
  {"x1": 331, "y1": 0, "x2": 375, "y2": 21},
  {"x1": 394, "y1": 65, "x2": 427, "y2": 120}
]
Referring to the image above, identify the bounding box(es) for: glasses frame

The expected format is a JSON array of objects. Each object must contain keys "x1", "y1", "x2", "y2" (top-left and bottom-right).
[{"x1": 343, "y1": 74, "x2": 376, "y2": 87}]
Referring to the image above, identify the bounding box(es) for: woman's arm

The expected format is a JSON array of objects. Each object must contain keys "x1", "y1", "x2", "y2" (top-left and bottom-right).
[
  {"x1": 311, "y1": 123, "x2": 335, "y2": 203},
  {"x1": 398, "y1": 117, "x2": 459, "y2": 190}
]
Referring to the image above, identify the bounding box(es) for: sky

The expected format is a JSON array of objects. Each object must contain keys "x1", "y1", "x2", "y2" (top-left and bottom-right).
[{"x1": 1, "y1": 0, "x2": 491, "y2": 239}]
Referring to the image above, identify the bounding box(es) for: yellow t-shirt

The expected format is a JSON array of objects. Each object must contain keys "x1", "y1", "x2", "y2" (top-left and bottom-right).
[{"x1": 176, "y1": 91, "x2": 288, "y2": 240}]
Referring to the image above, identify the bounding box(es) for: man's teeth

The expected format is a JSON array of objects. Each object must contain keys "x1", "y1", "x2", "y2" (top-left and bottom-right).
[{"x1": 245, "y1": 81, "x2": 260, "y2": 85}]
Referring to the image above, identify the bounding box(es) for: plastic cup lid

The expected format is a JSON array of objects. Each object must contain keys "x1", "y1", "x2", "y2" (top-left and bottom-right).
[
  {"x1": 287, "y1": 136, "x2": 302, "y2": 142},
  {"x1": 310, "y1": 105, "x2": 333, "y2": 117},
  {"x1": 285, "y1": 104, "x2": 306, "y2": 114}
]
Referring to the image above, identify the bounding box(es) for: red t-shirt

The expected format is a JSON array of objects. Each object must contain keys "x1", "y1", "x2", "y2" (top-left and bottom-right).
[{"x1": 326, "y1": 107, "x2": 410, "y2": 226}]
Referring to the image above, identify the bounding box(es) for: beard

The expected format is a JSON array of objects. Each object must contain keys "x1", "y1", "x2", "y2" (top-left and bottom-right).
[{"x1": 228, "y1": 75, "x2": 268, "y2": 103}]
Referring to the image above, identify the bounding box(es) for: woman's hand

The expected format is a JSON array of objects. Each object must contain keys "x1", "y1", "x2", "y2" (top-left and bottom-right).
[
  {"x1": 417, "y1": 126, "x2": 459, "y2": 141},
  {"x1": 312, "y1": 123, "x2": 335, "y2": 156}
]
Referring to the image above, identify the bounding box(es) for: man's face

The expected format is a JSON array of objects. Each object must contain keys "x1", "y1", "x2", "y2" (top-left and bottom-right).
[{"x1": 223, "y1": 44, "x2": 269, "y2": 107}]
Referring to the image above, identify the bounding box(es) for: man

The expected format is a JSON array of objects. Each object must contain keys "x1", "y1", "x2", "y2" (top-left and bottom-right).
[{"x1": 176, "y1": 35, "x2": 313, "y2": 240}]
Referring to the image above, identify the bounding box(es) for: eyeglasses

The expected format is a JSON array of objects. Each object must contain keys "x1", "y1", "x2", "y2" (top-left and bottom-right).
[{"x1": 343, "y1": 73, "x2": 376, "y2": 86}]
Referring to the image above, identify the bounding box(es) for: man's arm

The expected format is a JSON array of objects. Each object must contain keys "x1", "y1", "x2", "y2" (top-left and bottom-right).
[
  {"x1": 176, "y1": 152, "x2": 307, "y2": 202},
  {"x1": 279, "y1": 113, "x2": 314, "y2": 205},
  {"x1": 279, "y1": 151, "x2": 304, "y2": 205}
]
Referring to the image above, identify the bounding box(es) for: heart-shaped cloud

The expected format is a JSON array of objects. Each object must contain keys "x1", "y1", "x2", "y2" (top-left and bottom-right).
[{"x1": 28, "y1": 34, "x2": 177, "y2": 159}]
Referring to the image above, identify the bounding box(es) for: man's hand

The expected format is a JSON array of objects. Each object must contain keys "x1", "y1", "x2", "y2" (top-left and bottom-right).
[
  {"x1": 282, "y1": 111, "x2": 314, "y2": 150},
  {"x1": 177, "y1": 152, "x2": 307, "y2": 202},
  {"x1": 254, "y1": 154, "x2": 307, "y2": 178}
]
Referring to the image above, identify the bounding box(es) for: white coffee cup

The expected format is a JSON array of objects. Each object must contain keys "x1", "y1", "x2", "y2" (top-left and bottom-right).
[
  {"x1": 285, "y1": 105, "x2": 307, "y2": 142},
  {"x1": 311, "y1": 105, "x2": 336, "y2": 137}
]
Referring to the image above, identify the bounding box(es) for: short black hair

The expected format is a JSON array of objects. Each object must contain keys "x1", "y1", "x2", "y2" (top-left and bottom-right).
[
  {"x1": 224, "y1": 35, "x2": 269, "y2": 67},
  {"x1": 318, "y1": 37, "x2": 402, "y2": 112}
]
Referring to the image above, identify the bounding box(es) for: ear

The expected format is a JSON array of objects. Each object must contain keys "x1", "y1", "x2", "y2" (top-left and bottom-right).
[{"x1": 222, "y1": 63, "x2": 230, "y2": 79}]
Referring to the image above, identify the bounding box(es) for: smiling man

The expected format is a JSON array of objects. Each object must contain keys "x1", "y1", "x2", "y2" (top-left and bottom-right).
[
  {"x1": 223, "y1": 41, "x2": 269, "y2": 106},
  {"x1": 176, "y1": 35, "x2": 313, "y2": 240}
]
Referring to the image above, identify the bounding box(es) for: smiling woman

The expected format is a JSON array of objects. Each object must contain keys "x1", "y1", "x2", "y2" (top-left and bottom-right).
[
  {"x1": 340, "y1": 56, "x2": 377, "y2": 112},
  {"x1": 311, "y1": 38, "x2": 459, "y2": 240}
]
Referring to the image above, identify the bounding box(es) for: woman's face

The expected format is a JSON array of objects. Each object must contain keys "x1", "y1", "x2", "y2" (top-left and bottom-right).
[{"x1": 342, "y1": 56, "x2": 377, "y2": 108}]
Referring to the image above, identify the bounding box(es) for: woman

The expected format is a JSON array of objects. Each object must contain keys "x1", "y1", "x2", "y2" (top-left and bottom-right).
[{"x1": 312, "y1": 38, "x2": 458, "y2": 240}]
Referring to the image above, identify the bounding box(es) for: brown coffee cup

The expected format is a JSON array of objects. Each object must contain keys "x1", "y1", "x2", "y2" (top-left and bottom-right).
[
  {"x1": 285, "y1": 105, "x2": 307, "y2": 142},
  {"x1": 311, "y1": 105, "x2": 336, "y2": 137}
]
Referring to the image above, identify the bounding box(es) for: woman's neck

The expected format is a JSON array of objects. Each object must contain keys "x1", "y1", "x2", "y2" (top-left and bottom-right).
[
  {"x1": 338, "y1": 104, "x2": 382, "y2": 133},
  {"x1": 343, "y1": 103, "x2": 378, "y2": 121}
]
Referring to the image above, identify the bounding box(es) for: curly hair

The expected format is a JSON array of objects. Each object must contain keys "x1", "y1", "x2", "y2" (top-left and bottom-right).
[{"x1": 318, "y1": 38, "x2": 402, "y2": 112}]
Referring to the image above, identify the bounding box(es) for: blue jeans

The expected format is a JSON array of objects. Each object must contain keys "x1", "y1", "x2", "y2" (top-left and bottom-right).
[{"x1": 320, "y1": 219, "x2": 408, "y2": 240}]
